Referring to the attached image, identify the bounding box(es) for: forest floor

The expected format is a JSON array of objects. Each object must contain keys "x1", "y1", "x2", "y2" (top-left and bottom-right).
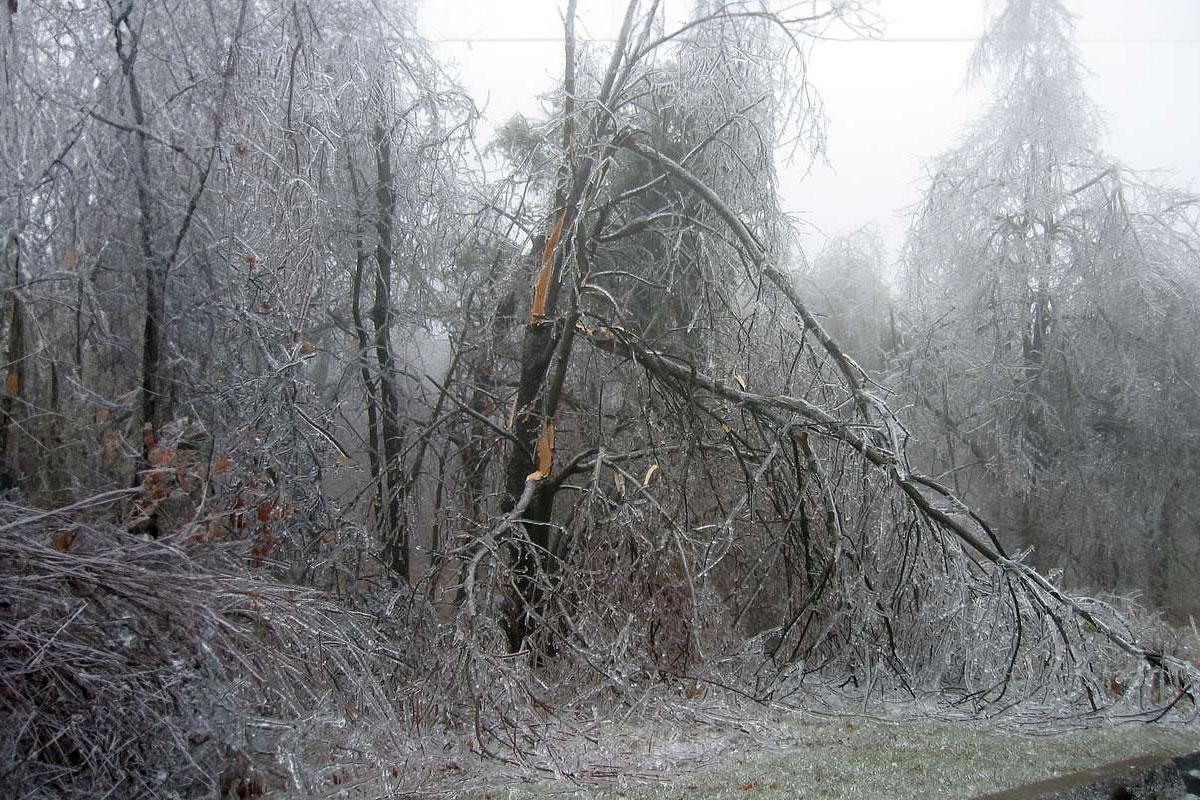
[{"x1": 481, "y1": 707, "x2": 1199, "y2": 800}]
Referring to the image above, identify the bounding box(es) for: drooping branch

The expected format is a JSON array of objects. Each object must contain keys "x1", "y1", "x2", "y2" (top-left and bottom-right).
[
  {"x1": 621, "y1": 134, "x2": 877, "y2": 423},
  {"x1": 577, "y1": 226, "x2": 1195, "y2": 689}
]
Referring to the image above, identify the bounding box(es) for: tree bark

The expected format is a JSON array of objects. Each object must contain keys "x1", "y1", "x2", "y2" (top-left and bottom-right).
[
  {"x1": 110, "y1": 3, "x2": 165, "y2": 455},
  {"x1": 369, "y1": 122, "x2": 408, "y2": 582},
  {"x1": 1, "y1": 230, "x2": 24, "y2": 485},
  {"x1": 502, "y1": 240, "x2": 565, "y2": 653},
  {"x1": 500, "y1": 0, "x2": 643, "y2": 654},
  {"x1": 347, "y1": 160, "x2": 386, "y2": 527}
]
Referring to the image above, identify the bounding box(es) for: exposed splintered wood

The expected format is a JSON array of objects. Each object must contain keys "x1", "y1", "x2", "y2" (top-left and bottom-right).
[{"x1": 530, "y1": 211, "x2": 566, "y2": 325}]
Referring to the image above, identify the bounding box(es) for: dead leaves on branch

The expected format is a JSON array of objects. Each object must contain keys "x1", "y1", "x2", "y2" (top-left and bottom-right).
[{"x1": 118, "y1": 421, "x2": 289, "y2": 570}]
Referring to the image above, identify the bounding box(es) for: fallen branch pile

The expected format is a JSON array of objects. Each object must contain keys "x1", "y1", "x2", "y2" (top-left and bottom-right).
[{"x1": 0, "y1": 500, "x2": 407, "y2": 798}]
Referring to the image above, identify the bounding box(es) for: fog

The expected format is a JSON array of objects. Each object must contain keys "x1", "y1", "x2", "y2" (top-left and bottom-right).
[
  {"x1": 424, "y1": 0, "x2": 1200, "y2": 256},
  {"x1": 3, "y1": 1, "x2": 1199, "y2": 795}
]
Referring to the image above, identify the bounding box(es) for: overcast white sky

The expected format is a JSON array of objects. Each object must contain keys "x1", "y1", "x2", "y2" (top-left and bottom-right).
[{"x1": 421, "y1": 0, "x2": 1200, "y2": 258}]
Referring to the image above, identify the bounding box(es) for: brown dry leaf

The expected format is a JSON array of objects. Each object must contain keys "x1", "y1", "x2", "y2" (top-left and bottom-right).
[
  {"x1": 530, "y1": 212, "x2": 567, "y2": 324},
  {"x1": 4, "y1": 371, "x2": 19, "y2": 397},
  {"x1": 64, "y1": 248, "x2": 80, "y2": 268},
  {"x1": 50, "y1": 529, "x2": 78, "y2": 552},
  {"x1": 141, "y1": 423, "x2": 157, "y2": 452},
  {"x1": 95, "y1": 408, "x2": 112, "y2": 423},
  {"x1": 101, "y1": 429, "x2": 123, "y2": 459},
  {"x1": 299, "y1": 340, "x2": 317, "y2": 355},
  {"x1": 256, "y1": 501, "x2": 273, "y2": 523},
  {"x1": 145, "y1": 478, "x2": 169, "y2": 502},
  {"x1": 250, "y1": 538, "x2": 272, "y2": 569},
  {"x1": 641, "y1": 463, "x2": 659, "y2": 488},
  {"x1": 150, "y1": 447, "x2": 174, "y2": 466},
  {"x1": 214, "y1": 451, "x2": 232, "y2": 476}
]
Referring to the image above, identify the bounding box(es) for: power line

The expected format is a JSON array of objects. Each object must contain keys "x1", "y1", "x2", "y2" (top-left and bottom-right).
[
  {"x1": 829, "y1": 37, "x2": 1200, "y2": 43},
  {"x1": 430, "y1": 36, "x2": 1200, "y2": 44}
]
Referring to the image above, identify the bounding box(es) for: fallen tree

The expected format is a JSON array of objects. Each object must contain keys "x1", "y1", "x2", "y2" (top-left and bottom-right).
[{"x1": 460, "y1": 0, "x2": 1199, "y2": 722}]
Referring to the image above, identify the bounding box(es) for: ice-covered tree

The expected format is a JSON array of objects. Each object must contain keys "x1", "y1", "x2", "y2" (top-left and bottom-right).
[{"x1": 899, "y1": 0, "x2": 1200, "y2": 603}]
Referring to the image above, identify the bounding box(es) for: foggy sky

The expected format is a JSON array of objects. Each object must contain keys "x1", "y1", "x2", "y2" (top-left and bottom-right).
[{"x1": 422, "y1": 0, "x2": 1200, "y2": 259}]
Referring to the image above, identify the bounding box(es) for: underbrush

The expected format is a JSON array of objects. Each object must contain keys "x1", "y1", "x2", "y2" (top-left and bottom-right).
[
  {"x1": 0, "y1": 498, "x2": 425, "y2": 798},
  {"x1": 1, "y1": 495, "x2": 1196, "y2": 799}
]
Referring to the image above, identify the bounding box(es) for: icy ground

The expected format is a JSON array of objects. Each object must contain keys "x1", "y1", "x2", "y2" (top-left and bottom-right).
[{"x1": 490, "y1": 709, "x2": 1198, "y2": 800}]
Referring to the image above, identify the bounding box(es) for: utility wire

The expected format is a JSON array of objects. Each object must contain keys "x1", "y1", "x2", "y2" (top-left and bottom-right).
[{"x1": 430, "y1": 36, "x2": 1200, "y2": 44}]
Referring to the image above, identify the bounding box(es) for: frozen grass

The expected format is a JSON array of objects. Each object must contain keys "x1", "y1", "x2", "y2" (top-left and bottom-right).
[{"x1": 496, "y1": 713, "x2": 1199, "y2": 800}]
